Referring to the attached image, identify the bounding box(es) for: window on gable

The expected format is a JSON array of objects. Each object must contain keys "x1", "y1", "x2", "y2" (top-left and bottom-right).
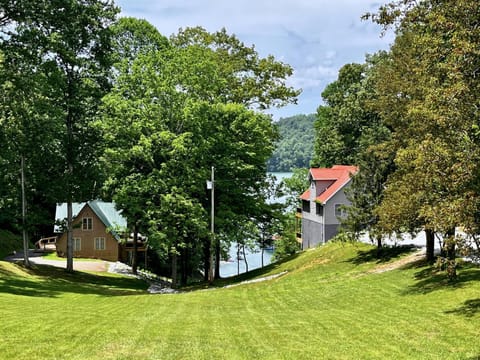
[
  {"x1": 316, "y1": 204, "x2": 324, "y2": 216},
  {"x1": 302, "y1": 200, "x2": 311, "y2": 213},
  {"x1": 73, "y1": 238, "x2": 81, "y2": 251},
  {"x1": 82, "y1": 217, "x2": 92, "y2": 231},
  {"x1": 335, "y1": 204, "x2": 347, "y2": 218},
  {"x1": 94, "y1": 237, "x2": 106, "y2": 250}
]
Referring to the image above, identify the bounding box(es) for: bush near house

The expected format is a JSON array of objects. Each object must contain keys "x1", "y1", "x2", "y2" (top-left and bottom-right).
[{"x1": 0, "y1": 229, "x2": 23, "y2": 259}]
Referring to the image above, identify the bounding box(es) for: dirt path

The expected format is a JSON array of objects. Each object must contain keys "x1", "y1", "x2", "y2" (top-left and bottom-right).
[{"x1": 369, "y1": 249, "x2": 425, "y2": 274}]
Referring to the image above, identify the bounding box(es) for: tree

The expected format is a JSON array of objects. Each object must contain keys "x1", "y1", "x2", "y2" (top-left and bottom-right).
[
  {"x1": 309, "y1": 53, "x2": 394, "y2": 251},
  {"x1": 100, "y1": 17, "x2": 169, "y2": 275},
  {"x1": 312, "y1": 63, "x2": 368, "y2": 168},
  {"x1": 280, "y1": 168, "x2": 309, "y2": 211},
  {"x1": 170, "y1": 27, "x2": 300, "y2": 110},
  {"x1": 334, "y1": 53, "x2": 394, "y2": 250},
  {"x1": 367, "y1": 0, "x2": 480, "y2": 277},
  {"x1": 2, "y1": 0, "x2": 118, "y2": 272},
  {"x1": 100, "y1": 27, "x2": 298, "y2": 283}
]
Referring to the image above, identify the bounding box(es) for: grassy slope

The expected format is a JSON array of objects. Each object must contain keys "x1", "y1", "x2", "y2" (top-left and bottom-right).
[{"x1": 1, "y1": 242, "x2": 479, "y2": 360}]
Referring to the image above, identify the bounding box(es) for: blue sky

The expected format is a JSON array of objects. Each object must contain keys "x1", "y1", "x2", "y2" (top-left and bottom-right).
[{"x1": 115, "y1": 0, "x2": 394, "y2": 120}]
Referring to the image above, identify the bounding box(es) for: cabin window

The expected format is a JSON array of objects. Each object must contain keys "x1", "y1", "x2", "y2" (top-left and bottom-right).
[
  {"x1": 95, "y1": 237, "x2": 106, "y2": 250},
  {"x1": 316, "y1": 204, "x2": 324, "y2": 216},
  {"x1": 335, "y1": 204, "x2": 347, "y2": 218},
  {"x1": 82, "y1": 217, "x2": 93, "y2": 231},
  {"x1": 73, "y1": 238, "x2": 81, "y2": 251},
  {"x1": 302, "y1": 200, "x2": 310, "y2": 213}
]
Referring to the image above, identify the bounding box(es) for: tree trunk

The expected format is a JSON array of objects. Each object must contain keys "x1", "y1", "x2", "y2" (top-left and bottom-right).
[
  {"x1": 132, "y1": 223, "x2": 138, "y2": 275},
  {"x1": 237, "y1": 243, "x2": 240, "y2": 276},
  {"x1": 425, "y1": 228, "x2": 435, "y2": 262},
  {"x1": 261, "y1": 236, "x2": 265, "y2": 268},
  {"x1": 171, "y1": 249, "x2": 177, "y2": 289},
  {"x1": 66, "y1": 200, "x2": 74, "y2": 272},
  {"x1": 203, "y1": 236, "x2": 211, "y2": 282},
  {"x1": 376, "y1": 235, "x2": 382, "y2": 258},
  {"x1": 181, "y1": 246, "x2": 188, "y2": 286},
  {"x1": 242, "y1": 245, "x2": 248, "y2": 273},
  {"x1": 20, "y1": 156, "x2": 30, "y2": 268},
  {"x1": 445, "y1": 228, "x2": 456, "y2": 279},
  {"x1": 214, "y1": 237, "x2": 221, "y2": 279}
]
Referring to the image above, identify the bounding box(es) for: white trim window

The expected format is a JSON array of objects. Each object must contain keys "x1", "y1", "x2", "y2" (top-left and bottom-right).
[
  {"x1": 335, "y1": 204, "x2": 347, "y2": 218},
  {"x1": 82, "y1": 217, "x2": 93, "y2": 231},
  {"x1": 94, "y1": 237, "x2": 106, "y2": 250},
  {"x1": 73, "y1": 237, "x2": 81, "y2": 251}
]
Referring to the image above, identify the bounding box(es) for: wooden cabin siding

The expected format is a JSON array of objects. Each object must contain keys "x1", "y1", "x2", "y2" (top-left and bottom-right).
[{"x1": 56, "y1": 204, "x2": 120, "y2": 262}]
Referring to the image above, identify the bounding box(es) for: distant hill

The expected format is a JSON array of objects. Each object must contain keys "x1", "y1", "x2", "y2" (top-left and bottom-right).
[{"x1": 267, "y1": 114, "x2": 315, "y2": 172}]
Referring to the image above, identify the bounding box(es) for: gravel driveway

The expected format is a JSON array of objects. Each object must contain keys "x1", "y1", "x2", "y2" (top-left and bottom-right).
[{"x1": 4, "y1": 250, "x2": 111, "y2": 272}]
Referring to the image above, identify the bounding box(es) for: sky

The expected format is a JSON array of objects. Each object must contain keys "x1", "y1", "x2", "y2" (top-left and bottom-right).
[{"x1": 115, "y1": 0, "x2": 395, "y2": 120}]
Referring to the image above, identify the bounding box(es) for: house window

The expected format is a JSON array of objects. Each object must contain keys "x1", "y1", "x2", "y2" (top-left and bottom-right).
[
  {"x1": 95, "y1": 237, "x2": 106, "y2": 250},
  {"x1": 316, "y1": 204, "x2": 324, "y2": 216},
  {"x1": 335, "y1": 204, "x2": 347, "y2": 218},
  {"x1": 82, "y1": 217, "x2": 93, "y2": 231},
  {"x1": 302, "y1": 200, "x2": 311, "y2": 213},
  {"x1": 73, "y1": 238, "x2": 81, "y2": 251}
]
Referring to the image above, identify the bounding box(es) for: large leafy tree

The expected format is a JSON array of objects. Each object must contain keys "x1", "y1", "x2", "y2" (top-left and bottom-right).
[
  {"x1": 101, "y1": 27, "x2": 298, "y2": 283},
  {"x1": 101, "y1": 17, "x2": 169, "y2": 275},
  {"x1": 0, "y1": 49, "x2": 59, "y2": 266},
  {"x1": 311, "y1": 53, "x2": 393, "y2": 249},
  {"x1": 1, "y1": 0, "x2": 118, "y2": 272},
  {"x1": 312, "y1": 63, "x2": 368, "y2": 168},
  {"x1": 367, "y1": 0, "x2": 480, "y2": 277}
]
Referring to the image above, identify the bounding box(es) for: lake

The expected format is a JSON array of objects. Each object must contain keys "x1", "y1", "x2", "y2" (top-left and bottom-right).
[{"x1": 219, "y1": 171, "x2": 293, "y2": 277}]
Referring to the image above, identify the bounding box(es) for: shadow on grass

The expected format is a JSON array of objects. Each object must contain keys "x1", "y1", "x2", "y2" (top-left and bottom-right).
[
  {"x1": 445, "y1": 298, "x2": 480, "y2": 318},
  {"x1": 0, "y1": 263, "x2": 148, "y2": 298},
  {"x1": 402, "y1": 263, "x2": 480, "y2": 295},
  {"x1": 347, "y1": 244, "x2": 417, "y2": 265}
]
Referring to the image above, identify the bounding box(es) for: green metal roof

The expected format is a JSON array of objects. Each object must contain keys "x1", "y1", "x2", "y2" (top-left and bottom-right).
[{"x1": 55, "y1": 200, "x2": 127, "y2": 240}]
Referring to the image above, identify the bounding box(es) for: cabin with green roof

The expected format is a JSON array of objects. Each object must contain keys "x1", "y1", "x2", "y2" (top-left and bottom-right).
[{"x1": 55, "y1": 200, "x2": 145, "y2": 262}]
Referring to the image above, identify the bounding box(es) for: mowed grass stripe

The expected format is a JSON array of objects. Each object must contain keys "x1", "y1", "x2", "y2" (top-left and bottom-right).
[{"x1": 1, "y1": 242, "x2": 479, "y2": 359}]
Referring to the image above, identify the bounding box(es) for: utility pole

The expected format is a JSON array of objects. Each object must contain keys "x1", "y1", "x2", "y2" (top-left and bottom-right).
[
  {"x1": 207, "y1": 166, "x2": 215, "y2": 282},
  {"x1": 20, "y1": 156, "x2": 30, "y2": 268}
]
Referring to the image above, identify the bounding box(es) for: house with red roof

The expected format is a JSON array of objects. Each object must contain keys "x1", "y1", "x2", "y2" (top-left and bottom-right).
[{"x1": 298, "y1": 165, "x2": 358, "y2": 248}]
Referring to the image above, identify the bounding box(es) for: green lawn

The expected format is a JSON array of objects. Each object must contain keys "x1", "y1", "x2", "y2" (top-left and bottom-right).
[{"x1": 1, "y1": 242, "x2": 479, "y2": 359}]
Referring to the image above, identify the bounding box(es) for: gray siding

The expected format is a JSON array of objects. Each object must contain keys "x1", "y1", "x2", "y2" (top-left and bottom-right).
[
  {"x1": 324, "y1": 189, "x2": 350, "y2": 225},
  {"x1": 302, "y1": 218, "x2": 323, "y2": 248},
  {"x1": 325, "y1": 224, "x2": 340, "y2": 242}
]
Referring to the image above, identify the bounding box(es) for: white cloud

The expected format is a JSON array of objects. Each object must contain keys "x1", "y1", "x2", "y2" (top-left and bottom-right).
[{"x1": 115, "y1": 0, "x2": 392, "y2": 119}]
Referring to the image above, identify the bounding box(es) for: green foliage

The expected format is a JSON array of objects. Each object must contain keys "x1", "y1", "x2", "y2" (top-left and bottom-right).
[
  {"x1": 279, "y1": 167, "x2": 309, "y2": 210},
  {"x1": 369, "y1": 0, "x2": 480, "y2": 277},
  {"x1": 99, "y1": 26, "x2": 298, "y2": 282},
  {"x1": 312, "y1": 57, "x2": 388, "y2": 169},
  {"x1": 267, "y1": 114, "x2": 316, "y2": 172},
  {"x1": 311, "y1": 53, "x2": 393, "y2": 244},
  {"x1": 271, "y1": 231, "x2": 300, "y2": 261},
  {"x1": 0, "y1": 229, "x2": 22, "y2": 259}
]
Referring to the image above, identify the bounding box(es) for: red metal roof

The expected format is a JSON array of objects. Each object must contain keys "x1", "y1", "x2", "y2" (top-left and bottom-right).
[{"x1": 300, "y1": 165, "x2": 358, "y2": 204}]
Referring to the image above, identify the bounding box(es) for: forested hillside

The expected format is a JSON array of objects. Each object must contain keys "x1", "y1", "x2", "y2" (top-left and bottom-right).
[{"x1": 267, "y1": 114, "x2": 315, "y2": 172}]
